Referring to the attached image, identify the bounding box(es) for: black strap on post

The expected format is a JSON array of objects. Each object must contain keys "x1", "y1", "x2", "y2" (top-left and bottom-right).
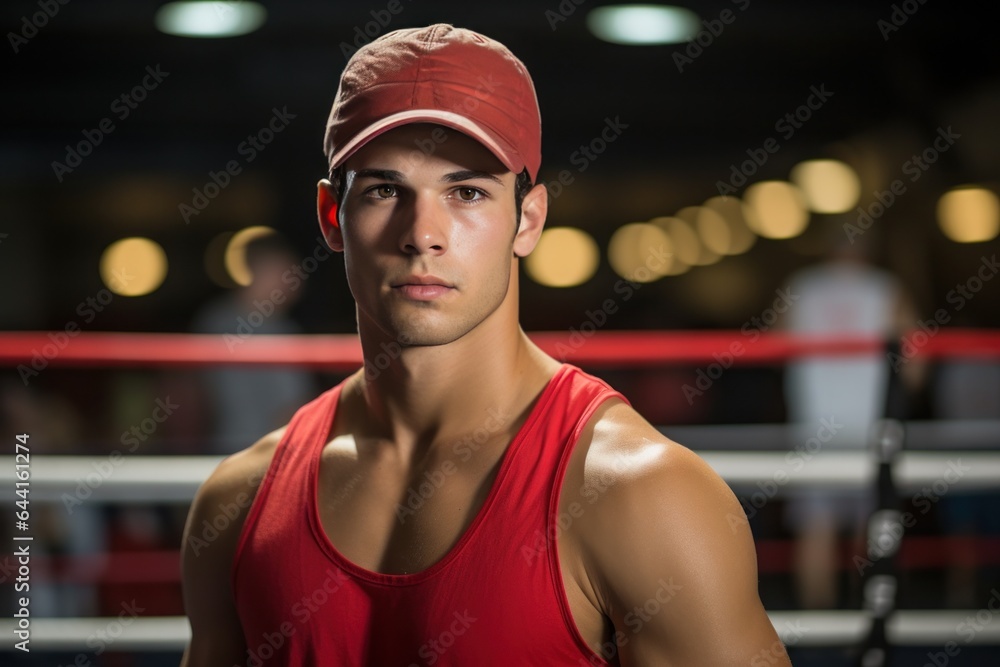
[{"x1": 854, "y1": 338, "x2": 908, "y2": 667}]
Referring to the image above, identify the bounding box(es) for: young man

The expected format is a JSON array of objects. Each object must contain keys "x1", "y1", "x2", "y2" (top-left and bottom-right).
[{"x1": 181, "y1": 24, "x2": 790, "y2": 666}]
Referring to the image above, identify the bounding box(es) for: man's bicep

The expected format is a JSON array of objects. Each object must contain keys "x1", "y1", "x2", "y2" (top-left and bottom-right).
[
  {"x1": 180, "y1": 431, "x2": 281, "y2": 666},
  {"x1": 180, "y1": 470, "x2": 250, "y2": 665},
  {"x1": 586, "y1": 445, "x2": 789, "y2": 666}
]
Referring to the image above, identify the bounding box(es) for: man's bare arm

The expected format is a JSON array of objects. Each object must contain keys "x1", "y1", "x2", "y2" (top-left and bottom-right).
[
  {"x1": 180, "y1": 430, "x2": 282, "y2": 667},
  {"x1": 579, "y1": 404, "x2": 790, "y2": 666}
]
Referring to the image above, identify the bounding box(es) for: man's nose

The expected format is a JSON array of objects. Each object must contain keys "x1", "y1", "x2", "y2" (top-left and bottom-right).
[{"x1": 399, "y1": 194, "x2": 448, "y2": 255}]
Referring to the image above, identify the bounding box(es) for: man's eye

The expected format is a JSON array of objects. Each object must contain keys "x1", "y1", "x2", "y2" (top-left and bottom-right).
[
  {"x1": 457, "y1": 187, "x2": 481, "y2": 201},
  {"x1": 374, "y1": 184, "x2": 396, "y2": 198}
]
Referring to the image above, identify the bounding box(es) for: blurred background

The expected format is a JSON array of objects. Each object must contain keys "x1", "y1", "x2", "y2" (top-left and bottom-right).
[{"x1": 1, "y1": 0, "x2": 999, "y2": 665}]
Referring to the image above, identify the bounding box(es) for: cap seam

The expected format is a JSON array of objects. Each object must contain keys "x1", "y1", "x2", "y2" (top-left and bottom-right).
[{"x1": 409, "y1": 24, "x2": 442, "y2": 107}]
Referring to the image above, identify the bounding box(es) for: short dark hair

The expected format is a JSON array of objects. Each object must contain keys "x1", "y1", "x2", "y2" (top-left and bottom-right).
[
  {"x1": 329, "y1": 167, "x2": 534, "y2": 229},
  {"x1": 511, "y1": 169, "x2": 533, "y2": 229}
]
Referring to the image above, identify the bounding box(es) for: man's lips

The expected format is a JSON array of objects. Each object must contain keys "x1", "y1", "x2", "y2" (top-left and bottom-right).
[
  {"x1": 390, "y1": 275, "x2": 454, "y2": 288},
  {"x1": 390, "y1": 275, "x2": 455, "y2": 300}
]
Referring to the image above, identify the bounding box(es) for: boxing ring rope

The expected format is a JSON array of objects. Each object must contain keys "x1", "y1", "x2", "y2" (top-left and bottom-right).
[
  {"x1": 2, "y1": 450, "x2": 998, "y2": 502},
  {"x1": 1, "y1": 609, "x2": 998, "y2": 652},
  {"x1": 2, "y1": 328, "x2": 1000, "y2": 368},
  {"x1": 2, "y1": 329, "x2": 1000, "y2": 654}
]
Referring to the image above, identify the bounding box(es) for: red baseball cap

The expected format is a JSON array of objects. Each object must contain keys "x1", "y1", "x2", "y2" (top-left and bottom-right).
[{"x1": 324, "y1": 24, "x2": 542, "y2": 183}]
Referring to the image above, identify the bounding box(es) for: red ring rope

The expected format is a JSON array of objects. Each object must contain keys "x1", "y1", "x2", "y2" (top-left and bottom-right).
[{"x1": 1, "y1": 329, "x2": 999, "y2": 369}]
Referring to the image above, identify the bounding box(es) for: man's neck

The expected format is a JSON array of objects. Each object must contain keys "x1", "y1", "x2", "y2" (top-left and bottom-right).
[{"x1": 346, "y1": 322, "x2": 559, "y2": 461}]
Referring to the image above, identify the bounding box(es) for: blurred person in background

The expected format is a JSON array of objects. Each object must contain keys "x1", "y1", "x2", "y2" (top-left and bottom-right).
[
  {"x1": 781, "y1": 229, "x2": 920, "y2": 609},
  {"x1": 191, "y1": 233, "x2": 317, "y2": 454}
]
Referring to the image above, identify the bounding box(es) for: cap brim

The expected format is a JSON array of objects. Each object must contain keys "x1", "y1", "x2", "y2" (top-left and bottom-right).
[{"x1": 328, "y1": 109, "x2": 523, "y2": 176}]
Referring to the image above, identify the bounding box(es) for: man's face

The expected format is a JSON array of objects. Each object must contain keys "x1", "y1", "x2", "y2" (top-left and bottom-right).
[{"x1": 337, "y1": 124, "x2": 520, "y2": 347}]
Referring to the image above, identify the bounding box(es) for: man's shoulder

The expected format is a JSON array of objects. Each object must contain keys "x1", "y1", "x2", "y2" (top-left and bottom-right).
[
  {"x1": 568, "y1": 400, "x2": 763, "y2": 640},
  {"x1": 562, "y1": 399, "x2": 781, "y2": 664},
  {"x1": 581, "y1": 399, "x2": 718, "y2": 492},
  {"x1": 198, "y1": 426, "x2": 288, "y2": 503},
  {"x1": 572, "y1": 399, "x2": 744, "y2": 547},
  {"x1": 182, "y1": 427, "x2": 290, "y2": 577}
]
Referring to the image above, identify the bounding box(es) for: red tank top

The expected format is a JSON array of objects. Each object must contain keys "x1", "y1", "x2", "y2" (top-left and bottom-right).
[{"x1": 232, "y1": 363, "x2": 627, "y2": 666}]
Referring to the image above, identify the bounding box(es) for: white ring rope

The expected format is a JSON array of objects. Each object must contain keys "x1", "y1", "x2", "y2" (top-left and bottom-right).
[
  {"x1": 4, "y1": 449, "x2": 998, "y2": 502},
  {"x1": 1, "y1": 611, "x2": 999, "y2": 651}
]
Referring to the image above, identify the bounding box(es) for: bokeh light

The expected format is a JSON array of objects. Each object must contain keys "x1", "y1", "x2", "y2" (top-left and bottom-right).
[
  {"x1": 225, "y1": 226, "x2": 278, "y2": 286},
  {"x1": 743, "y1": 181, "x2": 810, "y2": 239},
  {"x1": 790, "y1": 159, "x2": 861, "y2": 214},
  {"x1": 100, "y1": 237, "x2": 168, "y2": 296},
  {"x1": 674, "y1": 207, "x2": 721, "y2": 265},
  {"x1": 524, "y1": 227, "x2": 600, "y2": 287},
  {"x1": 694, "y1": 205, "x2": 732, "y2": 256},
  {"x1": 702, "y1": 196, "x2": 757, "y2": 255},
  {"x1": 608, "y1": 223, "x2": 673, "y2": 282},
  {"x1": 937, "y1": 186, "x2": 1000, "y2": 243}
]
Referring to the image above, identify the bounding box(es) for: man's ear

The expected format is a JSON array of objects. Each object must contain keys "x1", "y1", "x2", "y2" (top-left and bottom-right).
[
  {"x1": 317, "y1": 179, "x2": 343, "y2": 252},
  {"x1": 512, "y1": 182, "x2": 548, "y2": 258}
]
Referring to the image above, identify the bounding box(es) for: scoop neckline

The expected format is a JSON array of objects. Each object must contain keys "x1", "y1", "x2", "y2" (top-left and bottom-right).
[{"x1": 306, "y1": 363, "x2": 571, "y2": 585}]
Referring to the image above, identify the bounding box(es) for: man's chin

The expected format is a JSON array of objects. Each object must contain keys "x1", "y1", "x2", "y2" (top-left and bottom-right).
[{"x1": 386, "y1": 327, "x2": 466, "y2": 349}]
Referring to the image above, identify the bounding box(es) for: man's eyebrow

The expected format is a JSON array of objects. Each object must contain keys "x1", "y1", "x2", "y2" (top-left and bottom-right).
[
  {"x1": 353, "y1": 168, "x2": 405, "y2": 182},
  {"x1": 442, "y1": 170, "x2": 505, "y2": 186}
]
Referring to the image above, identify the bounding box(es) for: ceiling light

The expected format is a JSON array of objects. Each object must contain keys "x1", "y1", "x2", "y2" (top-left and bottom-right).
[
  {"x1": 587, "y1": 5, "x2": 700, "y2": 45},
  {"x1": 155, "y1": 1, "x2": 267, "y2": 38}
]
